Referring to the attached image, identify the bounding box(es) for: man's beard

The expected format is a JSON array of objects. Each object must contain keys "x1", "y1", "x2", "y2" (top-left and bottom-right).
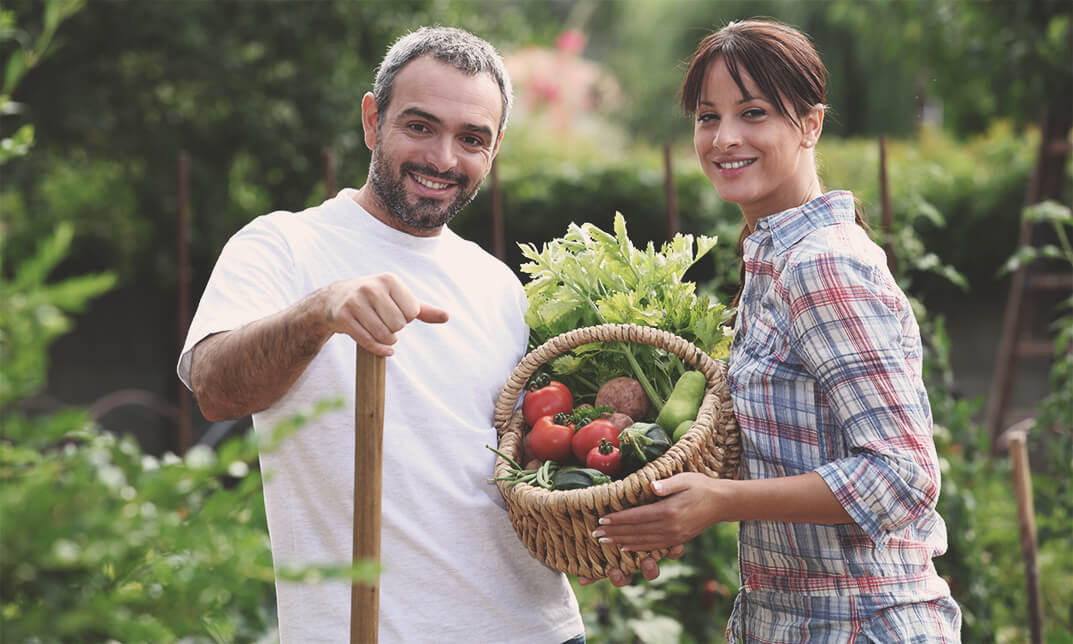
[{"x1": 368, "y1": 142, "x2": 480, "y2": 231}]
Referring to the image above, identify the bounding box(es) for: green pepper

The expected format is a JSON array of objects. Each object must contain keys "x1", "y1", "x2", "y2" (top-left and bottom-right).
[
  {"x1": 618, "y1": 422, "x2": 672, "y2": 472},
  {"x1": 654, "y1": 371, "x2": 705, "y2": 435}
]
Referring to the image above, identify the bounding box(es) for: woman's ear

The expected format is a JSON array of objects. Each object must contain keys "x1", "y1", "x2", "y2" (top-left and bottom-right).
[{"x1": 801, "y1": 103, "x2": 825, "y2": 148}]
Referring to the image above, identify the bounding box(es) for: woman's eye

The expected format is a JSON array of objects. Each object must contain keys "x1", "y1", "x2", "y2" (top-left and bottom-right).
[
  {"x1": 697, "y1": 112, "x2": 719, "y2": 123},
  {"x1": 743, "y1": 108, "x2": 766, "y2": 119}
]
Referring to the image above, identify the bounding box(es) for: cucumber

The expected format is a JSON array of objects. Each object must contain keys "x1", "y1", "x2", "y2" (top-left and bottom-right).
[{"x1": 552, "y1": 467, "x2": 612, "y2": 490}]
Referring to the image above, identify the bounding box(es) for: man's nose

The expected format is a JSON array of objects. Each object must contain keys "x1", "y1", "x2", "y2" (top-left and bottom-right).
[{"x1": 424, "y1": 136, "x2": 458, "y2": 173}]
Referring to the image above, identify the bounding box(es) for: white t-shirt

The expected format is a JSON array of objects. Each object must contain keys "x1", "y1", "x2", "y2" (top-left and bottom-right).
[{"x1": 178, "y1": 189, "x2": 583, "y2": 643}]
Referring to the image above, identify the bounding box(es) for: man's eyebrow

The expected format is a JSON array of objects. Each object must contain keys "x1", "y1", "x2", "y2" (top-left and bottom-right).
[{"x1": 398, "y1": 107, "x2": 495, "y2": 141}]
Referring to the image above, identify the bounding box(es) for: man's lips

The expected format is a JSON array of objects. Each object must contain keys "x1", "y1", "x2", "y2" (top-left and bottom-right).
[{"x1": 411, "y1": 173, "x2": 452, "y2": 190}]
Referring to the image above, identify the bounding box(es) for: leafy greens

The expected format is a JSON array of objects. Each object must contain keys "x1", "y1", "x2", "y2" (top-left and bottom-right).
[{"x1": 519, "y1": 212, "x2": 734, "y2": 412}]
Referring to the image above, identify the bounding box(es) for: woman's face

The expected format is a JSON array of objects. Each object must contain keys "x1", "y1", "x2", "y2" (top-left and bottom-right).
[{"x1": 692, "y1": 56, "x2": 822, "y2": 223}]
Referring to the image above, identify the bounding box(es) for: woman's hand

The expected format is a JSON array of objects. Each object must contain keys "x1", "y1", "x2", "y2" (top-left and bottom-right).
[
  {"x1": 591, "y1": 473, "x2": 730, "y2": 552},
  {"x1": 576, "y1": 546, "x2": 686, "y2": 587}
]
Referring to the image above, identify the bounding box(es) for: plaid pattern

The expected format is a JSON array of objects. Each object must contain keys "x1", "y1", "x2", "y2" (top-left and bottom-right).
[
  {"x1": 726, "y1": 192, "x2": 960, "y2": 641},
  {"x1": 729, "y1": 590, "x2": 962, "y2": 643}
]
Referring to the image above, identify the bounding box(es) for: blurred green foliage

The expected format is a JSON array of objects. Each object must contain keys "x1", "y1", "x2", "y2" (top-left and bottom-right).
[{"x1": 2, "y1": 0, "x2": 1071, "y2": 642}]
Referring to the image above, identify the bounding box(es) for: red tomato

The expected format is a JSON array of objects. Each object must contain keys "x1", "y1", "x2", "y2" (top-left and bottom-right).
[
  {"x1": 527, "y1": 415, "x2": 575, "y2": 463},
  {"x1": 522, "y1": 381, "x2": 573, "y2": 427},
  {"x1": 571, "y1": 418, "x2": 620, "y2": 463},
  {"x1": 586, "y1": 438, "x2": 622, "y2": 477}
]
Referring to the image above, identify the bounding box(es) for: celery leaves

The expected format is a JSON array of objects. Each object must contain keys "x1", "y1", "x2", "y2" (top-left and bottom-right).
[{"x1": 519, "y1": 212, "x2": 734, "y2": 411}]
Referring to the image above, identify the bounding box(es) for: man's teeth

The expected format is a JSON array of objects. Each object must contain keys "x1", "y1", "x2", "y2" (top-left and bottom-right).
[
  {"x1": 413, "y1": 174, "x2": 450, "y2": 190},
  {"x1": 718, "y1": 159, "x2": 755, "y2": 169}
]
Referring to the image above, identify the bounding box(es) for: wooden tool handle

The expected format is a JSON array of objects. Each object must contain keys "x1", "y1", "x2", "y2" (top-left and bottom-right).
[{"x1": 352, "y1": 347, "x2": 386, "y2": 644}]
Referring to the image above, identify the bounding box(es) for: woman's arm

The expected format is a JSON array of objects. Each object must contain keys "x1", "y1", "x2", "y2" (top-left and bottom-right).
[{"x1": 592, "y1": 471, "x2": 849, "y2": 552}]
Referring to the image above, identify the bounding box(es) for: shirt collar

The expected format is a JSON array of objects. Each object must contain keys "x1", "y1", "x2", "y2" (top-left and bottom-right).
[{"x1": 753, "y1": 191, "x2": 856, "y2": 256}]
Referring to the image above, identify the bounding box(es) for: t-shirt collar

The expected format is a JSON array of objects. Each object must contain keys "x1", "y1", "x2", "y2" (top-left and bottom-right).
[{"x1": 329, "y1": 188, "x2": 450, "y2": 254}]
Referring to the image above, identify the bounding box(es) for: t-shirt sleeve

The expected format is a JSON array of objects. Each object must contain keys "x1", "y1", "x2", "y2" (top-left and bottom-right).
[
  {"x1": 785, "y1": 253, "x2": 940, "y2": 548},
  {"x1": 176, "y1": 215, "x2": 299, "y2": 390}
]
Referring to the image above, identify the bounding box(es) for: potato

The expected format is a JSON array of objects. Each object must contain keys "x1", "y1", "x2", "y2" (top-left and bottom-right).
[
  {"x1": 595, "y1": 376, "x2": 650, "y2": 422},
  {"x1": 607, "y1": 412, "x2": 634, "y2": 431}
]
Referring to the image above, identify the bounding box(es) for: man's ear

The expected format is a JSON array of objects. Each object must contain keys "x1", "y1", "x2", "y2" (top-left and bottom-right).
[
  {"x1": 802, "y1": 103, "x2": 824, "y2": 148},
  {"x1": 361, "y1": 92, "x2": 379, "y2": 151}
]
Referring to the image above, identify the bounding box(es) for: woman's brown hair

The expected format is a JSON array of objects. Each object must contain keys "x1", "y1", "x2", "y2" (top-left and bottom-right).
[{"x1": 681, "y1": 19, "x2": 868, "y2": 309}]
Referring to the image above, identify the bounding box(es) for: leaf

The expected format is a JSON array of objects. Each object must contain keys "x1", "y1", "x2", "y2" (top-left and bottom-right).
[
  {"x1": 1023, "y1": 200, "x2": 1072, "y2": 225},
  {"x1": 3, "y1": 49, "x2": 24, "y2": 95},
  {"x1": 520, "y1": 213, "x2": 734, "y2": 402},
  {"x1": 627, "y1": 614, "x2": 683, "y2": 644}
]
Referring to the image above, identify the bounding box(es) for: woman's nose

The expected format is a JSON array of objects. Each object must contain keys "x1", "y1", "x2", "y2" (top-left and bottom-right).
[{"x1": 712, "y1": 121, "x2": 742, "y2": 152}]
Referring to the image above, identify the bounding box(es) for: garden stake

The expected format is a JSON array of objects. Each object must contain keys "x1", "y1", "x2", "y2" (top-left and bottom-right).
[
  {"x1": 352, "y1": 346, "x2": 385, "y2": 644},
  {"x1": 1008, "y1": 426, "x2": 1043, "y2": 644}
]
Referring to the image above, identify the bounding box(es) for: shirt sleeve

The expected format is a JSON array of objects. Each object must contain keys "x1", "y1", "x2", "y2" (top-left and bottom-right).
[
  {"x1": 784, "y1": 253, "x2": 940, "y2": 548},
  {"x1": 176, "y1": 215, "x2": 299, "y2": 390}
]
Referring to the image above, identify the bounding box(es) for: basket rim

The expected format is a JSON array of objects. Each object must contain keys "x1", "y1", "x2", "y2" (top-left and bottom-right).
[{"x1": 492, "y1": 322, "x2": 736, "y2": 503}]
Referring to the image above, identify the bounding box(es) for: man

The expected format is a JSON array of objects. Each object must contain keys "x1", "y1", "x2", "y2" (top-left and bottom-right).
[{"x1": 177, "y1": 27, "x2": 585, "y2": 642}]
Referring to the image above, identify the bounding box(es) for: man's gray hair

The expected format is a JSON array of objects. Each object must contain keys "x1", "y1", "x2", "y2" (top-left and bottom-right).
[{"x1": 373, "y1": 26, "x2": 513, "y2": 138}]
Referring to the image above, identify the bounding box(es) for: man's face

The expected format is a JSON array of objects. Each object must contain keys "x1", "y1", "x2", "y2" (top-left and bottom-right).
[{"x1": 364, "y1": 56, "x2": 502, "y2": 235}]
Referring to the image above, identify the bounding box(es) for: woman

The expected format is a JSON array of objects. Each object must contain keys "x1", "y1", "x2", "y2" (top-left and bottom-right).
[{"x1": 591, "y1": 19, "x2": 962, "y2": 642}]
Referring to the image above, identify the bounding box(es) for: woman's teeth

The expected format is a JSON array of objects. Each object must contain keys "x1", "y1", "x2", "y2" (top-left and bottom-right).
[
  {"x1": 413, "y1": 174, "x2": 450, "y2": 190},
  {"x1": 718, "y1": 159, "x2": 755, "y2": 169}
]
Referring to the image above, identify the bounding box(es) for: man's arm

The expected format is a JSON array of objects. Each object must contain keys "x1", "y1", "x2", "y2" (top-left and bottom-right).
[{"x1": 190, "y1": 273, "x2": 448, "y2": 421}]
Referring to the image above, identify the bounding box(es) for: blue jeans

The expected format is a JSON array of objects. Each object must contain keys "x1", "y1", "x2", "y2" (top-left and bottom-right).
[{"x1": 562, "y1": 635, "x2": 586, "y2": 644}]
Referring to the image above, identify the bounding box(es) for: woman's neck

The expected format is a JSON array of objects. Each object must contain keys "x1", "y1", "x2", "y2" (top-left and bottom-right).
[{"x1": 743, "y1": 175, "x2": 824, "y2": 232}]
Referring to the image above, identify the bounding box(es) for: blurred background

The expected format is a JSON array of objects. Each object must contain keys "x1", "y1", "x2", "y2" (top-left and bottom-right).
[{"x1": 2, "y1": 1, "x2": 1070, "y2": 642}]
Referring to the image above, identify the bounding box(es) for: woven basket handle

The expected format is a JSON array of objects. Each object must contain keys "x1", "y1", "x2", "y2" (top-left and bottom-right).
[{"x1": 493, "y1": 323, "x2": 723, "y2": 431}]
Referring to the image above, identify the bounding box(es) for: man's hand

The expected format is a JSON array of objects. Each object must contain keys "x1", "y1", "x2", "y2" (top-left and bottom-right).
[
  {"x1": 576, "y1": 545, "x2": 686, "y2": 587},
  {"x1": 192, "y1": 273, "x2": 447, "y2": 420},
  {"x1": 319, "y1": 273, "x2": 448, "y2": 356}
]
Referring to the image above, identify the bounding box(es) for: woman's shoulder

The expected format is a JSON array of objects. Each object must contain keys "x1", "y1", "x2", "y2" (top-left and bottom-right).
[{"x1": 780, "y1": 223, "x2": 899, "y2": 302}]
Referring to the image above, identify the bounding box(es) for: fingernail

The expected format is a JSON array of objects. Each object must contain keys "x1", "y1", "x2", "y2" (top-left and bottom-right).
[
  {"x1": 591, "y1": 529, "x2": 605, "y2": 538},
  {"x1": 598, "y1": 517, "x2": 611, "y2": 525},
  {"x1": 598, "y1": 537, "x2": 613, "y2": 544},
  {"x1": 652, "y1": 481, "x2": 663, "y2": 493}
]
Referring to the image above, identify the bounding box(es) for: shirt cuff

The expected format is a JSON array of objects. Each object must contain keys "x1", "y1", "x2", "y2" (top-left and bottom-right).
[{"x1": 815, "y1": 458, "x2": 893, "y2": 549}]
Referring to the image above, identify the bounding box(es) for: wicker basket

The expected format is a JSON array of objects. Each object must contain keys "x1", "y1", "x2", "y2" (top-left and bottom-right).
[{"x1": 492, "y1": 323, "x2": 741, "y2": 578}]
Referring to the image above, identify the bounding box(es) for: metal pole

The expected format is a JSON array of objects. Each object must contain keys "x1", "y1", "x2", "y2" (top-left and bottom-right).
[
  {"x1": 879, "y1": 137, "x2": 896, "y2": 276},
  {"x1": 177, "y1": 151, "x2": 192, "y2": 454},
  {"x1": 491, "y1": 159, "x2": 505, "y2": 261},
  {"x1": 324, "y1": 147, "x2": 337, "y2": 198},
  {"x1": 664, "y1": 143, "x2": 679, "y2": 240}
]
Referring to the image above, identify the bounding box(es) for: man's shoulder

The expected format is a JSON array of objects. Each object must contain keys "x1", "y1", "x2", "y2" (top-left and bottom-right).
[{"x1": 443, "y1": 229, "x2": 522, "y2": 283}]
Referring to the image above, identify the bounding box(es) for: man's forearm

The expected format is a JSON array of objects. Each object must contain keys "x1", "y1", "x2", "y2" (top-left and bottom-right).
[{"x1": 191, "y1": 292, "x2": 331, "y2": 420}]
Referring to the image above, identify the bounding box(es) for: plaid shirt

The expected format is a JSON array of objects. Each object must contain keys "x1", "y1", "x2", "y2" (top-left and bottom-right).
[{"x1": 726, "y1": 192, "x2": 958, "y2": 641}]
